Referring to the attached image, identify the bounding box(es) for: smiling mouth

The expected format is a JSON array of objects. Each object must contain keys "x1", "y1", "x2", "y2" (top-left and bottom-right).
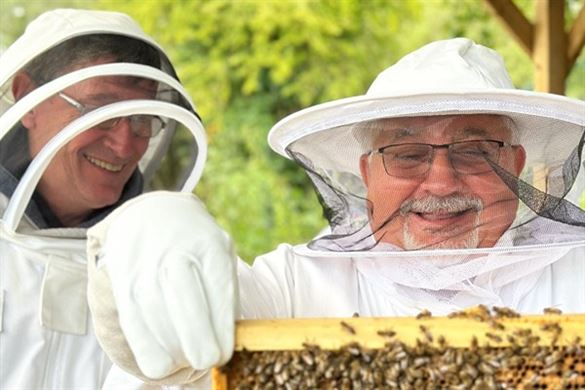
[
  {"x1": 414, "y1": 210, "x2": 472, "y2": 221},
  {"x1": 85, "y1": 155, "x2": 124, "y2": 172}
]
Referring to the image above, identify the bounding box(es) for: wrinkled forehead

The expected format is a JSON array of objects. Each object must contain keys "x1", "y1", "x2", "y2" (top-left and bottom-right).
[
  {"x1": 50, "y1": 72, "x2": 162, "y2": 108},
  {"x1": 73, "y1": 75, "x2": 159, "y2": 98},
  {"x1": 63, "y1": 59, "x2": 159, "y2": 95},
  {"x1": 370, "y1": 114, "x2": 515, "y2": 148}
]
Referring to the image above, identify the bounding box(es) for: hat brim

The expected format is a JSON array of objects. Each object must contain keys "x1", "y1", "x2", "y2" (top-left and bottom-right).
[{"x1": 268, "y1": 89, "x2": 585, "y2": 159}]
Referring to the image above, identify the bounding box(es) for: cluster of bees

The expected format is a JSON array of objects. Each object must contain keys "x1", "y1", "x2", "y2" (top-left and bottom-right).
[{"x1": 221, "y1": 307, "x2": 584, "y2": 389}]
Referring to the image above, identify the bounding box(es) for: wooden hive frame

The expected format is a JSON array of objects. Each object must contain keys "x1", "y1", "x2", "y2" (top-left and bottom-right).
[{"x1": 212, "y1": 312, "x2": 585, "y2": 389}]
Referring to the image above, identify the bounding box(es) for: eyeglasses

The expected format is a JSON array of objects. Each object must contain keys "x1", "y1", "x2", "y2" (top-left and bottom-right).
[
  {"x1": 57, "y1": 92, "x2": 165, "y2": 138},
  {"x1": 371, "y1": 140, "x2": 513, "y2": 178}
]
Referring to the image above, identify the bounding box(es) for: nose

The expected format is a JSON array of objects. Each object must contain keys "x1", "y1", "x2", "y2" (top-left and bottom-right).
[
  {"x1": 103, "y1": 118, "x2": 136, "y2": 158},
  {"x1": 417, "y1": 149, "x2": 462, "y2": 196}
]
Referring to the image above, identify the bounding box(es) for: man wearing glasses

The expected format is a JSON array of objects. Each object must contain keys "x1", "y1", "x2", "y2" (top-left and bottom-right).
[
  {"x1": 6, "y1": 36, "x2": 166, "y2": 228},
  {"x1": 0, "y1": 9, "x2": 203, "y2": 389},
  {"x1": 360, "y1": 114, "x2": 525, "y2": 250},
  {"x1": 86, "y1": 38, "x2": 584, "y2": 387}
]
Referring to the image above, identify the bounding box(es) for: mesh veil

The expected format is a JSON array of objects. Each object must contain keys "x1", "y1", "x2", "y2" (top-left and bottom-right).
[
  {"x1": 0, "y1": 9, "x2": 205, "y2": 231},
  {"x1": 283, "y1": 110, "x2": 584, "y2": 307},
  {"x1": 287, "y1": 111, "x2": 585, "y2": 253},
  {"x1": 267, "y1": 37, "x2": 585, "y2": 305}
]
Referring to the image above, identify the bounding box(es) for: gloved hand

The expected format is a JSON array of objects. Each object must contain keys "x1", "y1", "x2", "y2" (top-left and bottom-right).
[{"x1": 87, "y1": 191, "x2": 237, "y2": 384}]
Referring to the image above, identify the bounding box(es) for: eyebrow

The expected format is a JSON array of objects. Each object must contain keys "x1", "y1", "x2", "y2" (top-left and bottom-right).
[
  {"x1": 387, "y1": 126, "x2": 494, "y2": 142},
  {"x1": 453, "y1": 127, "x2": 492, "y2": 140},
  {"x1": 386, "y1": 127, "x2": 418, "y2": 142},
  {"x1": 82, "y1": 93, "x2": 119, "y2": 105},
  {"x1": 83, "y1": 92, "x2": 155, "y2": 106}
]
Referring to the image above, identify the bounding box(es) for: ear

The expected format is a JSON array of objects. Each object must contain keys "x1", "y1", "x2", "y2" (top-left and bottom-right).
[
  {"x1": 513, "y1": 145, "x2": 526, "y2": 176},
  {"x1": 12, "y1": 71, "x2": 36, "y2": 101},
  {"x1": 359, "y1": 153, "x2": 370, "y2": 186},
  {"x1": 12, "y1": 72, "x2": 38, "y2": 129}
]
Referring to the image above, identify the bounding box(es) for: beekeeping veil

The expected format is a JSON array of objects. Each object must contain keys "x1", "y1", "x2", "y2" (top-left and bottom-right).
[
  {"x1": 268, "y1": 38, "x2": 585, "y2": 312},
  {"x1": 0, "y1": 10, "x2": 205, "y2": 335},
  {"x1": 0, "y1": 8, "x2": 206, "y2": 232}
]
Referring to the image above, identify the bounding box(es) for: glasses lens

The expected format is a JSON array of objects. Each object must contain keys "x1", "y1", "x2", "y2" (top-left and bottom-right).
[
  {"x1": 130, "y1": 115, "x2": 165, "y2": 138},
  {"x1": 450, "y1": 141, "x2": 500, "y2": 174},
  {"x1": 95, "y1": 117, "x2": 121, "y2": 130},
  {"x1": 149, "y1": 116, "x2": 165, "y2": 137},
  {"x1": 382, "y1": 144, "x2": 432, "y2": 177},
  {"x1": 61, "y1": 89, "x2": 167, "y2": 138},
  {"x1": 92, "y1": 116, "x2": 164, "y2": 138}
]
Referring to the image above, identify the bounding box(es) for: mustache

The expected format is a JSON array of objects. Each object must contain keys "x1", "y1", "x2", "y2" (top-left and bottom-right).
[{"x1": 400, "y1": 195, "x2": 484, "y2": 215}]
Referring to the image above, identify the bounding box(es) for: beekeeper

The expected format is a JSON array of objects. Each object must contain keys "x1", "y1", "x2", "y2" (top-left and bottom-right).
[
  {"x1": 87, "y1": 38, "x2": 585, "y2": 387},
  {"x1": 0, "y1": 8, "x2": 208, "y2": 389}
]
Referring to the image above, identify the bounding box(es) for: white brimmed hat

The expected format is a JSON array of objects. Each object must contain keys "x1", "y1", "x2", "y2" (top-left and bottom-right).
[
  {"x1": 268, "y1": 38, "x2": 585, "y2": 169},
  {"x1": 266, "y1": 38, "x2": 585, "y2": 252}
]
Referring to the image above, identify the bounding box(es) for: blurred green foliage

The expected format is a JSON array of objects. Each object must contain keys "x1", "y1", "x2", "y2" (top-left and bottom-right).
[{"x1": 2, "y1": 0, "x2": 584, "y2": 262}]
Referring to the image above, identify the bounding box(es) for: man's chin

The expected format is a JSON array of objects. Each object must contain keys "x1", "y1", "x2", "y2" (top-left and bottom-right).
[
  {"x1": 402, "y1": 229, "x2": 480, "y2": 250},
  {"x1": 85, "y1": 189, "x2": 124, "y2": 210}
]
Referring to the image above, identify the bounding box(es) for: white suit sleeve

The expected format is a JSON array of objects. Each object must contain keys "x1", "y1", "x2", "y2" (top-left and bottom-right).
[{"x1": 238, "y1": 244, "x2": 297, "y2": 319}]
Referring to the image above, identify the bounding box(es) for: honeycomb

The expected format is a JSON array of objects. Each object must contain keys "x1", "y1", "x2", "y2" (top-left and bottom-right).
[{"x1": 212, "y1": 308, "x2": 585, "y2": 389}]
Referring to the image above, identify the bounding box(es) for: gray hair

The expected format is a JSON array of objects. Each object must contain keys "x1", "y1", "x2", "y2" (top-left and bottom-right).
[
  {"x1": 23, "y1": 34, "x2": 161, "y2": 85},
  {"x1": 353, "y1": 114, "x2": 521, "y2": 153},
  {"x1": 501, "y1": 115, "x2": 520, "y2": 144}
]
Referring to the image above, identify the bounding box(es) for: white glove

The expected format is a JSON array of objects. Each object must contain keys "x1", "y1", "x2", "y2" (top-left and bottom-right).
[{"x1": 87, "y1": 191, "x2": 237, "y2": 382}]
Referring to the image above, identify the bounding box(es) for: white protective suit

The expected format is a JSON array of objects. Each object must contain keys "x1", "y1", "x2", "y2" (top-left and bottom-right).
[
  {"x1": 87, "y1": 38, "x2": 585, "y2": 389},
  {"x1": 92, "y1": 205, "x2": 585, "y2": 390},
  {"x1": 0, "y1": 9, "x2": 206, "y2": 389},
  {"x1": 240, "y1": 239, "x2": 585, "y2": 320}
]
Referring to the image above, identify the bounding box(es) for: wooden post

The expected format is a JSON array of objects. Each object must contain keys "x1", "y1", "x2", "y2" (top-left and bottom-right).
[
  {"x1": 567, "y1": 4, "x2": 585, "y2": 69},
  {"x1": 533, "y1": 0, "x2": 567, "y2": 94},
  {"x1": 483, "y1": 0, "x2": 585, "y2": 95},
  {"x1": 483, "y1": 0, "x2": 534, "y2": 56}
]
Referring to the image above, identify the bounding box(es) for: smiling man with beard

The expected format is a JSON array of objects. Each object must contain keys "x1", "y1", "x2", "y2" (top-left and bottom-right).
[
  {"x1": 360, "y1": 114, "x2": 526, "y2": 250},
  {"x1": 84, "y1": 38, "x2": 585, "y2": 388}
]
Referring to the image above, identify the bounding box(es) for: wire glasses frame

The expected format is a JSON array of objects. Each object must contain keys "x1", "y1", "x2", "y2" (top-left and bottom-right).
[
  {"x1": 370, "y1": 140, "x2": 513, "y2": 178},
  {"x1": 57, "y1": 92, "x2": 165, "y2": 138}
]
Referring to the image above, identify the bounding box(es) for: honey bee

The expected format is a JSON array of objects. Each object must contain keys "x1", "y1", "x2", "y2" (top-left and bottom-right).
[
  {"x1": 377, "y1": 329, "x2": 396, "y2": 338},
  {"x1": 485, "y1": 332, "x2": 503, "y2": 343},
  {"x1": 492, "y1": 306, "x2": 520, "y2": 318},
  {"x1": 340, "y1": 321, "x2": 356, "y2": 335},
  {"x1": 543, "y1": 307, "x2": 562, "y2": 315},
  {"x1": 419, "y1": 324, "x2": 433, "y2": 343},
  {"x1": 416, "y1": 309, "x2": 432, "y2": 319}
]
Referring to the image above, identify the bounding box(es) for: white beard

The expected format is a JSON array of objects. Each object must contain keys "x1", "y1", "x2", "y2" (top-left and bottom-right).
[{"x1": 402, "y1": 212, "x2": 481, "y2": 250}]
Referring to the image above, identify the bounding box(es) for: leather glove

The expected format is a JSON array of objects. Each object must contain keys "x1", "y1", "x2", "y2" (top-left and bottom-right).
[{"x1": 87, "y1": 191, "x2": 237, "y2": 384}]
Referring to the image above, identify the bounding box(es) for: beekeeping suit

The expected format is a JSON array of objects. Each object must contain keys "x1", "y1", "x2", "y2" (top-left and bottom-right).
[
  {"x1": 241, "y1": 37, "x2": 585, "y2": 318},
  {"x1": 0, "y1": 9, "x2": 206, "y2": 389},
  {"x1": 86, "y1": 38, "x2": 585, "y2": 388}
]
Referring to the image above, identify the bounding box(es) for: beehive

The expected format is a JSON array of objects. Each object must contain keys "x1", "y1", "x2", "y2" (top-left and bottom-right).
[{"x1": 212, "y1": 308, "x2": 585, "y2": 389}]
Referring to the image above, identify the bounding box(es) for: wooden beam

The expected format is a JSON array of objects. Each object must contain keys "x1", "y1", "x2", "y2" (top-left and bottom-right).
[
  {"x1": 533, "y1": 0, "x2": 567, "y2": 94},
  {"x1": 212, "y1": 314, "x2": 585, "y2": 389},
  {"x1": 230, "y1": 315, "x2": 585, "y2": 351},
  {"x1": 567, "y1": 2, "x2": 585, "y2": 69},
  {"x1": 483, "y1": 0, "x2": 534, "y2": 55}
]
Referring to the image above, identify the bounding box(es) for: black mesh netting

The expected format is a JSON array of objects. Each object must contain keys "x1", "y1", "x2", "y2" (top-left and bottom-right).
[{"x1": 286, "y1": 115, "x2": 585, "y2": 252}]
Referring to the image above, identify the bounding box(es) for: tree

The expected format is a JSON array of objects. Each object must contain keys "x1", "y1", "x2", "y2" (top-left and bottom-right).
[{"x1": 0, "y1": 0, "x2": 93, "y2": 53}]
